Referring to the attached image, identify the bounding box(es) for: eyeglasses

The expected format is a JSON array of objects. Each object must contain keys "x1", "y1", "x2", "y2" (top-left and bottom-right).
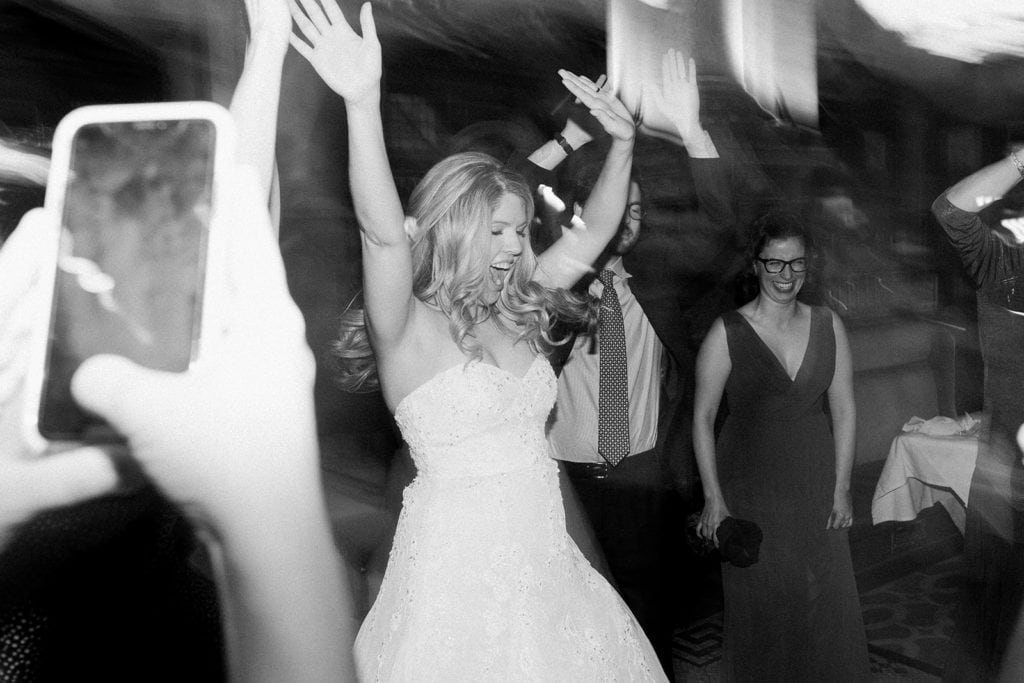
[
  {"x1": 756, "y1": 257, "x2": 807, "y2": 274},
  {"x1": 626, "y1": 202, "x2": 645, "y2": 221}
]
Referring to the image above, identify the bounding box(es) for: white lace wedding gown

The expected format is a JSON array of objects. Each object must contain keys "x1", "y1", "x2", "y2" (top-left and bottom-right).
[{"x1": 354, "y1": 356, "x2": 666, "y2": 682}]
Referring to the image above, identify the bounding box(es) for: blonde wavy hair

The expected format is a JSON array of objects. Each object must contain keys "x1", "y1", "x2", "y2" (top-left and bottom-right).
[{"x1": 334, "y1": 152, "x2": 594, "y2": 392}]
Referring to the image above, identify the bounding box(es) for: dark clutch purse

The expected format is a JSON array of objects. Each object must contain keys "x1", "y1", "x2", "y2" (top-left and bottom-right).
[{"x1": 685, "y1": 512, "x2": 763, "y2": 568}]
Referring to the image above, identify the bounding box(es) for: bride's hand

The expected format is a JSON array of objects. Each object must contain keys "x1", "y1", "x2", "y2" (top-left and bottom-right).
[{"x1": 289, "y1": 0, "x2": 381, "y2": 106}]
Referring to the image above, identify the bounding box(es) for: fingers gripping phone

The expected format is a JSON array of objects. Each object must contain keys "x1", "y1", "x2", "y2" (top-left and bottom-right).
[{"x1": 24, "y1": 102, "x2": 234, "y2": 446}]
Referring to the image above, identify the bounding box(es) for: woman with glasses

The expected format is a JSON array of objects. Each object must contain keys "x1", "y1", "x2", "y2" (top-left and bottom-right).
[{"x1": 692, "y1": 211, "x2": 870, "y2": 681}]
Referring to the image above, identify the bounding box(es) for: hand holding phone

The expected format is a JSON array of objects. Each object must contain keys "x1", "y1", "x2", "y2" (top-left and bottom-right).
[
  {"x1": 0, "y1": 207, "x2": 120, "y2": 548},
  {"x1": 3, "y1": 135, "x2": 320, "y2": 554},
  {"x1": 2, "y1": 150, "x2": 355, "y2": 682},
  {"x1": 24, "y1": 102, "x2": 234, "y2": 446}
]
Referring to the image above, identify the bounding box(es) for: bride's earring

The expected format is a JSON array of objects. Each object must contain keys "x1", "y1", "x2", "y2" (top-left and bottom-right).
[{"x1": 403, "y1": 216, "x2": 419, "y2": 240}]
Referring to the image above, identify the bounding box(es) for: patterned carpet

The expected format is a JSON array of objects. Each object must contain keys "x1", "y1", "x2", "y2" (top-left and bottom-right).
[
  {"x1": 861, "y1": 555, "x2": 961, "y2": 679},
  {"x1": 672, "y1": 555, "x2": 963, "y2": 681},
  {"x1": 673, "y1": 612, "x2": 721, "y2": 682}
]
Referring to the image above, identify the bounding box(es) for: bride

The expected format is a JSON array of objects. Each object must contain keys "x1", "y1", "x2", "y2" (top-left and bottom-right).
[{"x1": 290, "y1": 1, "x2": 665, "y2": 679}]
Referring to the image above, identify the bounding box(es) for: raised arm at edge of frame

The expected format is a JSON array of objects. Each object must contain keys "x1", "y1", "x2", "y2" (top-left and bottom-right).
[
  {"x1": 229, "y1": 0, "x2": 292, "y2": 228},
  {"x1": 944, "y1": 152, "x2": 1024, "y2": 213}
]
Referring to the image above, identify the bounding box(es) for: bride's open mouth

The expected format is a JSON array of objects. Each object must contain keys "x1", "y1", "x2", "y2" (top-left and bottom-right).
[{"x1": 489, "y1": 261, "x2": 513, "y2": 287}]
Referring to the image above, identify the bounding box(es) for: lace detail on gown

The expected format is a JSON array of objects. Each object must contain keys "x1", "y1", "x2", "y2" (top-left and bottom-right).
[{"x1": 355, "y1": 357, "x2": 665, "y2": 682}]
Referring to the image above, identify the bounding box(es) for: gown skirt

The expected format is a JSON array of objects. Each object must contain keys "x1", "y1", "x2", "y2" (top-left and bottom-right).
[{"x1": 354, "y1": 356, "x2": 665, "y2": 682}]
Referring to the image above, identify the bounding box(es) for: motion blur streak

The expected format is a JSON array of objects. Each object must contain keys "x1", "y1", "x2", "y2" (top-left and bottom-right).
[{"x1": 857, "y1": 0, "x2": 1024, "y2": 63}]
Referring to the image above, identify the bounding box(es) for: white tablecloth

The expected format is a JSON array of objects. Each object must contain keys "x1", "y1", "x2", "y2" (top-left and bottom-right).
[{"x1": 871, "y1": 431, "x2": 979, "y2": 533}]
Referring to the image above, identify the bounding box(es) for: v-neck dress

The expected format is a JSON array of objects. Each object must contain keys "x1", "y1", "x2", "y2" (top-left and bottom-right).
[{"x1": 717, "y1": 306, "x2": 870, "y2": 682}]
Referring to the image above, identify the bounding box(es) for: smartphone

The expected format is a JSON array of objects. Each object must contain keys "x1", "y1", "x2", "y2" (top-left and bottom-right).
[{"x1": 24, "y1": 102, "x2": 234, "y2": 445}]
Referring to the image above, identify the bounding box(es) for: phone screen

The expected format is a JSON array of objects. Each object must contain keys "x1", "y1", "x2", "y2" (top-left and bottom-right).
[{"x1": 38, "y1": 118, "x2": 216, "y2": 442}]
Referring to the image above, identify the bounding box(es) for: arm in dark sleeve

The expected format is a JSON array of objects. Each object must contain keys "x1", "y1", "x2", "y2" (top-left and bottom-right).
[
  {"x1": 690, "y1": 156, "x2": 738, "y2": 241},
  {"x1": 931, "y1": 193, "x2": 1018, "y2": 288}
]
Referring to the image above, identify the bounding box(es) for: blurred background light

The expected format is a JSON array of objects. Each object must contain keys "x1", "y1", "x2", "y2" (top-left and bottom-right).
[
  {"x1": 856, "y1": 0, "x2": 1024, "y2": 63},
  {"x1": 721, "y1": 0, "x2": 817, "y2": 127}
]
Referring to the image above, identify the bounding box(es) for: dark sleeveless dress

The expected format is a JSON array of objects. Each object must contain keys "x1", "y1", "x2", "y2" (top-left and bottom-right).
[{"x1": 717, "y1": 306, "x2": 870, "y2": 682}]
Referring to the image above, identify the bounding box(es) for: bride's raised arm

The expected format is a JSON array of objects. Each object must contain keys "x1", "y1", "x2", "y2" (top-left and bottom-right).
[
  {"x1": 535, "y1": 74, "x2": 635, "y2": 290},
  {"x1": 290, "y1": 0, "x2": 414, "y2": 351}
]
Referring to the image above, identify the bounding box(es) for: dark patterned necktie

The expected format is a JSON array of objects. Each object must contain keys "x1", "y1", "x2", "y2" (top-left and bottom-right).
[{"x1": 597, "y1": 269, "x2": 630, "y2": 466}]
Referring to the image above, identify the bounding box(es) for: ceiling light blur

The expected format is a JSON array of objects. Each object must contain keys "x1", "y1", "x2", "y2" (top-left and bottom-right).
[{"x1": 856, "y1": 0, "x2": 1024, "y2": 63}]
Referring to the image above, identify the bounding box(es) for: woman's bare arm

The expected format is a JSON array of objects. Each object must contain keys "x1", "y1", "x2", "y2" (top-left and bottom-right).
[
  {"x1": 290, "y1": 1, "x2": 416, "y2": 353},
  {"x1": 693, "y1": 317, "x2": 732, "y2": 542}
]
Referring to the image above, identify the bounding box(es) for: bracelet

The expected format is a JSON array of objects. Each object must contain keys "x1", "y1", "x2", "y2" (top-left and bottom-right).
[
  {"x1": 554, "y1": 134, "x2": 574, "y2": 156},
  {"x1": 1011, "y1": 150, "x2": 1024, "y2": 180}
]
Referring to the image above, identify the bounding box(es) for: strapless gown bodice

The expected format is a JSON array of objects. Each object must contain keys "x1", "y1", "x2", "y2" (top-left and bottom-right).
[
  {"x1": 355, "y1": 356, "x2": 665, "y2": 682},
  {"x1": 394, "y1": 356, "x2": 554, "y2": 480}
]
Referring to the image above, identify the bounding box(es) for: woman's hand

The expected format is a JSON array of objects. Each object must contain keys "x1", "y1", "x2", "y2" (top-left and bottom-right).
[
  {"x1": 698, "y1": 496, "x2": 730, "y2": 545},
  {"x1": 557, "y1": 71, "x2": 635, "y2": 143},
  {"x1": 0, "y1": 166, "x2": 321, "y2": 544},
  {"x1": 290, "y1": 0, "x2": 381, "y2": 106},
  {"x1": 0, "y1": 209, "x2": 121, "y2": 550},
  {"x1": 649, "y1": 49, "x2": 703, "y2": 145},
  {"x1": 827, "y1": 489, "x2": 854, "y2": 529},
  {"x1": 70, "y1": 168, "x2": 321, "y2": 538}
]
